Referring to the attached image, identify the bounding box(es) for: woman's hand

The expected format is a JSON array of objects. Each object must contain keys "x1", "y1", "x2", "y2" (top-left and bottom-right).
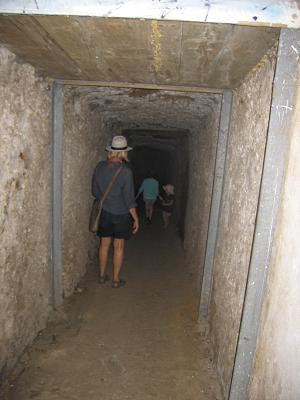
[
  {"x1": 132, "y1": 218, "x2": 139, "y2": 234},
  {"x1": 129, "y1": 208, "x2": 139, "y2": 234}
]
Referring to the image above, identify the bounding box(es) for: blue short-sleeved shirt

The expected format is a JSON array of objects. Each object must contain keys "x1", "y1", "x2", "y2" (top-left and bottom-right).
[{"x1": 138, "y1": 178, "x2": 159, "y2": 200}]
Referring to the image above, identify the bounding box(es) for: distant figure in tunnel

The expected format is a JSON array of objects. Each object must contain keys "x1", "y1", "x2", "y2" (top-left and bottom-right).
[
  {"x1": 159, "y1": 184, "x2": 175, "y2": 228},
  {"x1": 92, "y1": 136, "x2": 139, "y2": 288},
  {"x1": 136, "y1": 173, "x2": 159, "y2": 224}
]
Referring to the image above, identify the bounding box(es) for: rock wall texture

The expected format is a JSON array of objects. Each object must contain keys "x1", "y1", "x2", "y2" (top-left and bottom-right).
[
  {"x1": 185, "y1": 111, "x2": 220, "y2": 288},
  {"x1": 62, "y1": 88, "x2": 109, "y2": 297},
  {"x1": 0, "y1": 46, "x2": 52, "y2": 378},
  {"x1": 249, "y1": 68, "x2": 300, "y2": 400},
  {"x1": 209, "y1": 51, "x2": 276, "y2": 397}
]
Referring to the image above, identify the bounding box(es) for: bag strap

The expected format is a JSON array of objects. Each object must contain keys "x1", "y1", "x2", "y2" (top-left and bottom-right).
[{"x1": 101, "y1": 166, "x2": 123, "y2": 203}]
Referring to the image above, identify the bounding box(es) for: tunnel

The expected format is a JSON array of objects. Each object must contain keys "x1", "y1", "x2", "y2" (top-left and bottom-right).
[
  {"x1": 126, "y1": 128, "x2": 189, "y2": 237},
  {"x1": 1, "y1": 3, "x2": 300, "y2": 400}
]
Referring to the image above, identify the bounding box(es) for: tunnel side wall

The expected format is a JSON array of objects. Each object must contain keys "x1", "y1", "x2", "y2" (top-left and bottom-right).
[
  {"x1": 0, "y1": 47, "x2": 52, "y2": 377},
  {"x1": 63, "y1": 92, "x2": 108, "y2": 296},
  {"x1": 209, "y1": 52, "x2": 276, "y2": 396},
  {"x1": 249, "y1": 70, "x2": 300, "y2": 400},
  {"x1": 184, "y1": 110, "x2": 220, "y2": 287}
]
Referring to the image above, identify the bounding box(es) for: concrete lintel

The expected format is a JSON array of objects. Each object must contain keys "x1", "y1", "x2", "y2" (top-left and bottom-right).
[
  {"x1": 229, "y1": 28, "x2": 300, "y2": 400},
  {"x1": 199, "y1": 89, "x2": 232, "y2": 319},
  {"x1": 60, "y1": 80, "x2": 223, "y2": 94},
  {"x1": 52, "y1": 81, "x2": 64, "y2": 308},
  {"x1": 0, "y1": 0, "x2": 299, "y2": 28}
]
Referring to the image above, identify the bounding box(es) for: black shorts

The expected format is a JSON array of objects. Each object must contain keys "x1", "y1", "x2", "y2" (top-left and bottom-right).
[{"x1": 97, "y1": 209, "x2": 133, "y2": 240}]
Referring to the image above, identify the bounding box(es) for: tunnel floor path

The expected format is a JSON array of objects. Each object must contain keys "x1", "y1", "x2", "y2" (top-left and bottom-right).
[{"x1": 10, "y1": 220, "x2": 222, "y2": 400}]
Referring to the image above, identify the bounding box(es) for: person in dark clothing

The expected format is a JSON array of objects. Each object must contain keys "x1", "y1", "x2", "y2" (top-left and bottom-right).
[{"x1": 92, "y1": 136, "x2": 139, "y2": 288}]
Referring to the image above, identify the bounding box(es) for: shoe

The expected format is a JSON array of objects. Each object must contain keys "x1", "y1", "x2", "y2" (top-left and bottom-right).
[
  {"x1": 98, "y1": 274, "x2": 109, "y2": 284},
  {"x1": 146, "y1": 218, "x2": 152, "y2": 225},
  {"x1": 112, "y1": 279, "x2": 126, "y2": 288}
]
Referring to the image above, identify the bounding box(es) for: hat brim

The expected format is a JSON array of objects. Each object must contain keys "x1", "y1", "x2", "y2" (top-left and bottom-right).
[{"x1": 106, "y1": 146, "x2": 132, "y2": 152}]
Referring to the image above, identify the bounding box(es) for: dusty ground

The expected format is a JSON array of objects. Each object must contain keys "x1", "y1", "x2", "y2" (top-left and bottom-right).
[{"x1": 7, "y1": 220, "x2": 222, "y2": 400}]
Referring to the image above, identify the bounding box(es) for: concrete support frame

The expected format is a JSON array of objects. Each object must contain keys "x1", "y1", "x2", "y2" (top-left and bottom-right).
[
  {"x1": 199, "y1": 90, "x2": 232, "y2": 319},
  {"x1": 229, "y1": 28, "x2": 300, "y2": 400},
  {"x1": 1, "y1": 0, "x2": 300, "y2": 28},
  {"x1": 52, "y1": 82, "x2": 64, "y2": 308}
]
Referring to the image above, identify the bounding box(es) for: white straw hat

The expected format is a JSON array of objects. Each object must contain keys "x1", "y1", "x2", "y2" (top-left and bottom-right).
[{"x1": 106, "y1": 136, "x2": 132, "y2": 152}]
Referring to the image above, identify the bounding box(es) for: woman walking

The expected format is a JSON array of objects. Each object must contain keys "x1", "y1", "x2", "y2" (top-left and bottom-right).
[{"x1": 92, "y1": 136, "x2": 139, "y2": 288}]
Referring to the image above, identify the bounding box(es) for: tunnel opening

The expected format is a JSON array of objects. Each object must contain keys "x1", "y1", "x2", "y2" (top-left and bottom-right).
[
  {"x1": 124, "y1": 128, "x2": 189, "y2": 239},
  {"x1": 131, "y1": 145, "x2": 174, "y2": 190},
  {"x1": 50, "y1": 84, "x2": 224, "y2": 327}
]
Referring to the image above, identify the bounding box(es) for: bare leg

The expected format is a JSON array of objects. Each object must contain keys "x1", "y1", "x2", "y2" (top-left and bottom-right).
[
  {"x1": 113, "y1": 238, "x2": 125, "y2": 282},
  {"x1": 99, "y1": 237, "x2": 112, "y2": 278},
  {"x1": 162, "y1": 211, "x2": 170, "y2": 228},
  {"x1": 148, "y1": 202, "x2": 154, "y2": 220},
  {"x1": 144, "y1": 200, "x2": 150, "y2": 219},
  {"x1": 145, "y1": 200, "x2": 155, "y2": 221}
]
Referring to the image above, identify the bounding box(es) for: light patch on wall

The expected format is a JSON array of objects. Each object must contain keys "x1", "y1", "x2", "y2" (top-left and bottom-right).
[
  {"x1": 151, "y1": 20, "x2": 162, "y2": 76},
  {"x1": 237, "y1": 44, "x2": 277, "y2": 91}
]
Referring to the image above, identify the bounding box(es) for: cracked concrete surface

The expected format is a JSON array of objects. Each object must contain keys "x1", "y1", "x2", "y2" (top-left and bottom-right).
[{"x1": 0, "y1": 16, "x2": 279, "y2": 88}]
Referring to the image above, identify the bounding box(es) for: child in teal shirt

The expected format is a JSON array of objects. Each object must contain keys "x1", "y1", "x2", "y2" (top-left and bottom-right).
[{"x1": 137, "y1": 176, "x2": 159, "y2": 224}]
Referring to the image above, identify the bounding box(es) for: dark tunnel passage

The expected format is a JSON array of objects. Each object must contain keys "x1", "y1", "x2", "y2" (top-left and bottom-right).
[
  {"x1": 59, "y1": 85, "x2": 220, "y2": 294},
  {"x1": 125, "y1": 129, "x2": 189, "y2": 239},
  {"x1": 130, "y1": 146, "x2": 174, "y2": 190}
]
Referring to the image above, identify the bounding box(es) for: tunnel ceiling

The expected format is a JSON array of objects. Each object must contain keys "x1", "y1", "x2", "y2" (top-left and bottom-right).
[
  {"x1": 0, "y1": 15, "x2": 279, "y2": 89},
  {"x1": 75, "y1": 86, "x2": 221, "y2": 133},
  {"x1": 125, "y1": 129, "x2": 187, "y2": 153}
]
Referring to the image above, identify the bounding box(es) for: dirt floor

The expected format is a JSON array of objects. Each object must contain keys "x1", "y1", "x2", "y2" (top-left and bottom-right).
[{"x1": 7, "y1": 219, "x2": 222, "y2": 400}]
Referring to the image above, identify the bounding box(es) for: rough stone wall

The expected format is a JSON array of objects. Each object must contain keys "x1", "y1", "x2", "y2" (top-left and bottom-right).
[
  {"x1": 0, "y1": 46, "x2": 52, "y2": 377},
  {"x1": 184, "y1": 111, "x2": 220, "y2": 288},
  {"x1": 63, "y1": 89, "x2": 109, "y2": 297},
  {"x1": 249, "y1": 70, "x2": 300, "y2": 400},
  {"x1": 209, "y1": 52, "x2": 276, "y2": 396}
]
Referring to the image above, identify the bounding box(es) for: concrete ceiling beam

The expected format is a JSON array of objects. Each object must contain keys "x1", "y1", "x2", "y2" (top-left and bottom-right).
[
  {"x1": 61, "y1": 80, "x2": 223, "y2": 94},
  {"x1": 1, "y1": 0, "x2": 299, "y2": 28},
  {"x1": 0, "y1": 16, "x2": 279, "y2": 88}
]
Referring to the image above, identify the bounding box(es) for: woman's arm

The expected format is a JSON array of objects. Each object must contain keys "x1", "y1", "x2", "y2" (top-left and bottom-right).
[
  {"x1": 123, "y1": 169, "x2": 139, "y2": 234},
  {"x1": 129, "y1": 207, "x2": 139, "y2": 234}
]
